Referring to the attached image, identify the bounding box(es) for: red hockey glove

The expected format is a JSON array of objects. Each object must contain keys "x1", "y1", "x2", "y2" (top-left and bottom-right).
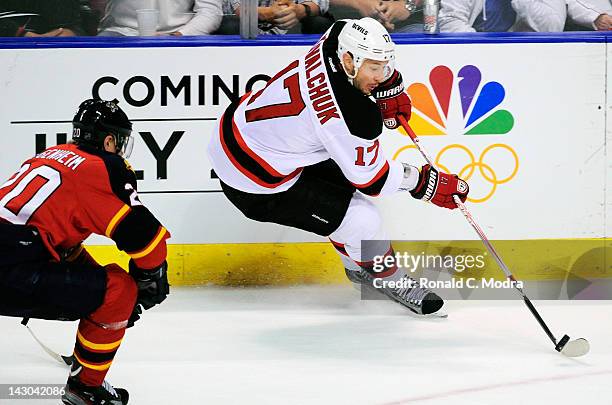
[
  {"x1": 372, "y1": 70, "x2": 411, "y2": 129},
  {"x1": 410, "y1": 164, "x2": 469, "y2": 209}
]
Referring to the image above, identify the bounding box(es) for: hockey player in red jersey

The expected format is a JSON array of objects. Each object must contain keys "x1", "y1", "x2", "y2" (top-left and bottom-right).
[
  {"x1": 208, "y1": 18, "x2": 469, "y2": 315},
  {"x1": 0, "y1": 99, "x2": 170, "y2": 405}
]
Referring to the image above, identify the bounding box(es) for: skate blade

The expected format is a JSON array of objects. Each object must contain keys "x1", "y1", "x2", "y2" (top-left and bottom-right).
[
  {"x1": 403, "y1": 307, "x2": 448, "y2": 319},
  {"x1": 423, "y1": 310, "x2": 448, "y2": 319}
]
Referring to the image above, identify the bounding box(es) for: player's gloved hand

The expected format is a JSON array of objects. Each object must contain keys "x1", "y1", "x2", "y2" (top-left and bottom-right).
[
  {"x1": 410, "y1": 164, "x2": 469, "y2": 209},
  {"x1": 128, "y1": 260, "x2": 170, "y2": 327},
  {"x1": 372, "y1": 70, "x2": 411, "y2": 129}
]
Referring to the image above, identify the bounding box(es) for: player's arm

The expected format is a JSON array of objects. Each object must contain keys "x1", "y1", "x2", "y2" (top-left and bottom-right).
[
  {"x1": 321, "y1": 128, "x2": 407, "y2": 197},
  {"x1": 106, "y1": 172, "x2": 170, "y2": 325},
  {"x1": 323, "y1": 131, "x2": 468, "y2": 206},
  {"x1": 110, "y1": 202, "x2": 169, "y2": 305},
  {"x1": 372, "y1": 70, "x2": 470, "y2": 209},
  {"x1": 512, "y1": 0, "x2": 566, "y2": 32},
  {"x1": 107, "y1": 201, "x2": 170, "y2": 326},
  {"x1": 107, "y1": 202, "x2": 169, "y2": 270},
  {"x1": 176, "y1": 0, "x2": 222, "y2": 35},
  {"x1": 94, "y1": 155, "x2": 170, "y2": 269}
]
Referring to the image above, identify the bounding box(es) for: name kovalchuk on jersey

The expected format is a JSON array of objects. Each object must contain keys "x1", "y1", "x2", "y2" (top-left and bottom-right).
[{"x1": 208, "y1": 20, "x2": 406, "y2": 197}]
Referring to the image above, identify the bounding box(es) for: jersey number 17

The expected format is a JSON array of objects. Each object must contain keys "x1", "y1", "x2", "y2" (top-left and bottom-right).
[{"x1": 245, "y1": 60, "x2": 306, "y2": 123}]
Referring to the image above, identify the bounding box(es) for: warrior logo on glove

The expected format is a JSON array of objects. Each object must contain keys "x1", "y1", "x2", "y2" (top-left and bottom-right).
[
  {"x1": 457, "y1": 179, "x2": 469, "y2": 194},
  {"x1": 372, "y1": 70, "x2": 412, "y2": 130},
  {"x1": 411, "y1": 164, "x2": 470, "y2": 209}
]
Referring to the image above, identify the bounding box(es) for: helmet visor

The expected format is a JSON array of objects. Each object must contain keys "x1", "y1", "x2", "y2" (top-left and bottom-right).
[
  {"x1": 115, "y1": 128, "x2": 134, "y2": 159},
  {"x1": 383, "y1": 58, "x2": 395, "y2": 81}
]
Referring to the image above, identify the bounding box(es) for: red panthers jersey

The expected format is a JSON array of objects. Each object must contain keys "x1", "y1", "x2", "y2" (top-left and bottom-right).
[{"x1": 0, "y1": 144, "x2": 168, "y2": 268}]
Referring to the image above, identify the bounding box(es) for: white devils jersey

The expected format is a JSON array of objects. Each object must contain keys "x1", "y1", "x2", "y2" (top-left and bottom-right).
[{"x1": 208, "y1": 20, "x2": 404, "y2": 196}]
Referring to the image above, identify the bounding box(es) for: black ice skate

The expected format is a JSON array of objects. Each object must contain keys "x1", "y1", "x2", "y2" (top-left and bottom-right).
[
  {"x1": 61, "y1": 361, "x2": 129, "y2": 405},
  {"x1": 345, "y1": 268, "x2": 445, "y2": 316}
]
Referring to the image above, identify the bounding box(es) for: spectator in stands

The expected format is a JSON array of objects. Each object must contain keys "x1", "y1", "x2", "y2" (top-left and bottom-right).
[
  {"x1": 328, "y1": 0, "x2": 381, "y2": 18},
  {"x1": 0, "y1": 0, "x2": 84, "y2": 37},
  {"x1": 328, "y1": 0, "x2": 423, "y2": 33},
  {"x1": 511, "y1": 0, "x2": 567, "y2": 31},
  {"x1": 376, "y1": 0, "x2": 424, "y2": 32},
  {"x1": 439, "y1": 0, "x2": 567, "y2": 32},
  {"x1": 89, "y1": 0, "x2": 108, "y2": 16},
  {"x1": 79, "y1": 1, "x2": 104, "y2": 36},
  {"x1": 216, "y1": 0, "x2": 333, "y2": 35},
  {"x1": 98, "y1": 0, "x2": 222, "y2": 36},
  {"x1": 566, "y1": 0, "x2": 612, "y2": 30}
]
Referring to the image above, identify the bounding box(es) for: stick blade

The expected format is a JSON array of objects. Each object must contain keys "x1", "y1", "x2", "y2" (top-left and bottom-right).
[{"x1": 560, "y1": 338, "x2": 590, "y2": 357}]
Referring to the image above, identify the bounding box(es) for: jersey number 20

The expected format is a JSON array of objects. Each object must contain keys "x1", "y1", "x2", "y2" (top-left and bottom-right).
[{"x1": 0, "y1": 164, "x2": 62, "y2": 225}]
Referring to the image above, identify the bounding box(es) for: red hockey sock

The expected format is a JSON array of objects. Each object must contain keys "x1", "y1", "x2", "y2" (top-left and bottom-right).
[
  {"x1": 359, "y1": 247, "x2": 398, "y2": 279},
  {"x1": 72, "y1": 265, "x2": 137, "y2": 386},
  {"x1": 330, "y1": 238, "x2": 398, "y2": 279}
]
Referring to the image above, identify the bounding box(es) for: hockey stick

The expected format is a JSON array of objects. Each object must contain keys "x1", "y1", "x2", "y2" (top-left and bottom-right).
[
  {"x1": 21, "y1": 318, "x2": 74, "y2": 366},
  {"x1": 397, "y1": 115, "x2": 590, "y2": 357}
]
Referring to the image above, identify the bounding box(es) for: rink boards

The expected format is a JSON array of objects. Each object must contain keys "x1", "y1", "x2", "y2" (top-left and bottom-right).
[{"x1": 0, "y1": 33, "x2": 610, "y2": 285}]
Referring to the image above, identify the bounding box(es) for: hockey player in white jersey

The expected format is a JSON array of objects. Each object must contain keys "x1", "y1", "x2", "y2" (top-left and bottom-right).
[{"x1": 208, "y1": 17, "x2": 469, "y2": 315}]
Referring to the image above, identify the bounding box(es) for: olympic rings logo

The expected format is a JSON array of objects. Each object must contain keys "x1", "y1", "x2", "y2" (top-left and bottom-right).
[{"x1": 393, "y1": 143, "x2": 519, "y2": 203}]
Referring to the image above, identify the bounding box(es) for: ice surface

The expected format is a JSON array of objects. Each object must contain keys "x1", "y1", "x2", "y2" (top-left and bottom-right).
[{"x1": 0, "y1": 286, "x2": 610, "y2": 405}]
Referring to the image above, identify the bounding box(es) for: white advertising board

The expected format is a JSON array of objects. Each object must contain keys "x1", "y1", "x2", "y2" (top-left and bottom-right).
[{"x1": 0, "y1": 40, "x2": 608, "y2": 245}]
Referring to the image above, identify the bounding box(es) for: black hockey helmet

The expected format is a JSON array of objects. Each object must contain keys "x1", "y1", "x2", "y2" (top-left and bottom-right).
[{"x1": 72, "y1": 99, "x2": 134, "y2": 158}]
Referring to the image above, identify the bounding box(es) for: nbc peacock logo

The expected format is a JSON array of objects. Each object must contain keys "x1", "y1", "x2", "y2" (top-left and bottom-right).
[
  {"x1": 406, "y1": 65, "x2": 514, "y2": 135},
  {"x1": 394, "y1": 65, "x2": 519, "y2": 203}
]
